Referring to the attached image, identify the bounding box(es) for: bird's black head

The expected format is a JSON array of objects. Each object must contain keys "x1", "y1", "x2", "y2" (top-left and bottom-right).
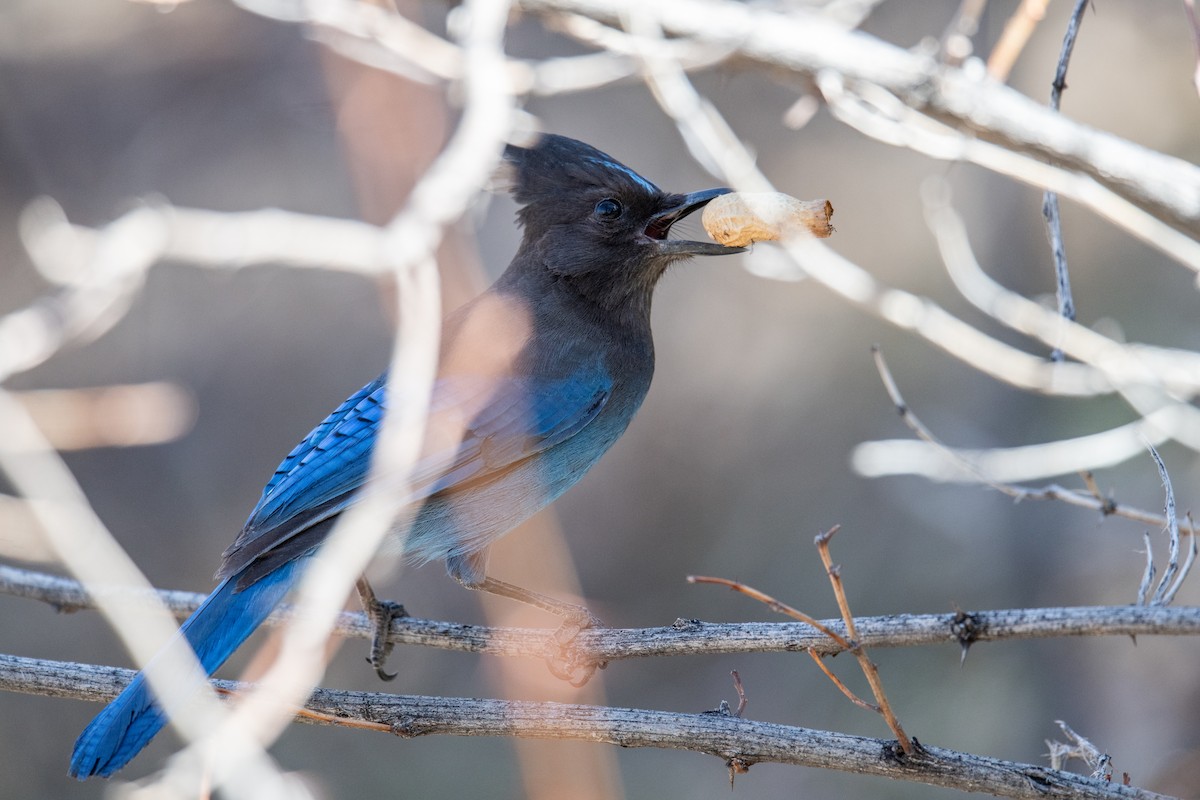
[{"x1": 500, "y1": 134, "x2": 744, "y2": 313}]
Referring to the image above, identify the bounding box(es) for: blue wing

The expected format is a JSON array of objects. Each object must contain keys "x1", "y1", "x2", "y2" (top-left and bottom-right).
[{"x1": 217, "y1": 362, "x2": 611, "y2": 584}]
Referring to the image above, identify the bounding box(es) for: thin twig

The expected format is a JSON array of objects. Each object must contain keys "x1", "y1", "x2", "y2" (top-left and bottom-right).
[
  {"x1": 1048, "y1": 0, "x2": 1091, "y2": 127},
  {"x1": 730, "y1": 670, "x2": 747, "y2": 718},
  {"x1": 1147, "y1": 445, "x2": 1180, "y2": 605},
  {"x1": 1145, "y1": 446, "x2": 1196, "y2": 605},
  {"x1": 1042, "y1": 0, "x2": 1090, "y2": 359},
  {"x1": 1080, "y1": 471, "x2": 1113, "y2": 512},
  {"x1": 687, "y1": 575, "x2": 851, "y2": 647},
  {"x1": 1163, "y1": 513, "x2": 1199, "y2": 605},
  {"x1": 814, "y1": 526, "x2": 913, "y2": 754},
  {"x1": 1048, "y1": 720, "x2": 1115, "y2": 782},
  {"x1": 1138, "y1": 532, "x2": 1156, "y2": 607},
  {"x1": 805, "y1": 650, "x2": 880, "y2": 712}
]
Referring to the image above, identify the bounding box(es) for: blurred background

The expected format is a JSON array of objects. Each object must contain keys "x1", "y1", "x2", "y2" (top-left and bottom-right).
[{"x1": 2, "y1": 0, "x2": 1199, "y2": 797}]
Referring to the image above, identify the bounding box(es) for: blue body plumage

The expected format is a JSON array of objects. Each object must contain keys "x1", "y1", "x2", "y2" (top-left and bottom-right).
[{"x1": 69, "y1": 134, "x2": 743, "y2": 778}]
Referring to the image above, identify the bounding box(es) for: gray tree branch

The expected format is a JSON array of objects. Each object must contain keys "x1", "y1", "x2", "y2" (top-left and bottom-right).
[
  {"x1": 4, "y1": 565, "x2": 1197, "y2": 664},
  {"x1": 1, "y1": 653, "x2": 1171, "y2": 800}
]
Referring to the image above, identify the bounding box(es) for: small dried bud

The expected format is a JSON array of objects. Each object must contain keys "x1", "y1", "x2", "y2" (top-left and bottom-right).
[{"x1": 702, "y1": 192, "x2": 834, "y2": 247}]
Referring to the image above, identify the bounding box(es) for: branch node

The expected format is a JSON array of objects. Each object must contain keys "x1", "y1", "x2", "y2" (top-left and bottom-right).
[
  {"x1": 390, "y1": 717, "x2": 421, "y2": 739},
  {"x1": 950, "y1": 608, "x2": 985, "y2": 665},
  {"x1": 726, "y1": 755, "x2": 752, "y2": 788},
  {"x1": 703, "y1": 699, "x2": 734, "y2": 717},
  {"x1": 881, "y1": 739, "x2": 911, "y2": 763},
  {"x1": 671, "y1": 617, "x2": 703, "y2": 631}
]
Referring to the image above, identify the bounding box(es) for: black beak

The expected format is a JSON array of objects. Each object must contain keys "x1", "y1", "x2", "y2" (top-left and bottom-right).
[{"x1": 645, "y1": 188, "x2": 747, "y2": 256}]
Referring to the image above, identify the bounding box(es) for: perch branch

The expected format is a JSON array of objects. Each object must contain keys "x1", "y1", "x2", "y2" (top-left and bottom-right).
[
  {"x1": 5, "y1": 565, "x2": 1198, "y2": 662},
  {"x1": 0, "y1": 654, "x2": 1173, "y2": 800}
]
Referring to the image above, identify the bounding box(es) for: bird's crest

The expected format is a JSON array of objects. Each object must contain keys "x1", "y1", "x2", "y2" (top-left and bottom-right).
[{"x1": 499, "y1": 134, "x2": 661, "y2": 206}]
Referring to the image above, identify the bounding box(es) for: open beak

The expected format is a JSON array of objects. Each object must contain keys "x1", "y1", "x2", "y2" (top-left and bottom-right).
[{"x1": 645, "y1": 188, "x2": 747, "y2": 256}]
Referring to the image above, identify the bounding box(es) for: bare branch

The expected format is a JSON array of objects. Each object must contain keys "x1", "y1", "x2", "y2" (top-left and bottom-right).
[
  {"x1": 1042, "y1": 0, "x2": 1090, "y2": 359},
  {"x1": 1138, "y1": 532, "x2": 1157, "y2": 608},
  {"x1": 864, "y1": 348, "x2": 1197, "y2": 540},
  {"x1": 1, "y1": 654, "x2": 1175, "y2": 800},
  {"x1": 815, "y1": 525, "x2": 911, "y2": 753},
  {"x1": 1148, "y1": 445, "x2": 1181, "y2": 605},
  {"x1": 1146, "y1": 446, "x2": 1196, "y2": 606},
  {"x1": 987, "y1": 0, "x2": 1050, "y2": 82},
  {"x1": 5, "y1": 566, "x2": 1199, "y2": 661}
]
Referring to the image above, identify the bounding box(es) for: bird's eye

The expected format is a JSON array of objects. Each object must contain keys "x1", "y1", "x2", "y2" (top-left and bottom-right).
[{"x1": 594, "y1": 198, "x2": 623, "y2": 220}]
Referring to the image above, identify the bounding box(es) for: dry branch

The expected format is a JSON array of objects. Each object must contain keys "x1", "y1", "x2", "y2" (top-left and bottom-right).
[
  {"x1": 4, "y1": 566, "x2": 1198, "y2": 663},
  {"x1": 1, "y1": 654, "x2": 1173, "y2": 800}
]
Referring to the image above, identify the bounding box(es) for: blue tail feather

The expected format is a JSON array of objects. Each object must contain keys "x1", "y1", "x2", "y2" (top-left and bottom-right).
[{"x1": 69, "y1": 558, "x2": 305, "y2": 779}]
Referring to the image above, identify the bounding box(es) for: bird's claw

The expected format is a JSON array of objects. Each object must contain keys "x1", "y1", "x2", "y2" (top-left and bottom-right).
[
  {"x1": 363, "y1": 597, "x2": 407, "y2": 682},
  {"x1": 544, "y1": 607, "x2": 607, "y2": 687},
  {"x1": 552, "y1": 606, "x2": 604, "y2": 644}
]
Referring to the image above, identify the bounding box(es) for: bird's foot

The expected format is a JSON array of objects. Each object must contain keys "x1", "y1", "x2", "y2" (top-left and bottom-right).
[
  {"x1": 356, "y1": 578, "x2": 408, "y2": 682},
  {"x1": 464, "y1": 574, "x2": 608, "y2": 686},
  {"x1": 544, "y1": 606, "x2": 607, "y2": 687}
]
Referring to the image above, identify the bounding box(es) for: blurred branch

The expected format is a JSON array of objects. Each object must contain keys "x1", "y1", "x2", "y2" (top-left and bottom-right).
[
  {"x1": 5, "y1": 566, "x2": 1199, "y2": 662},
  {"x1": 0, "y1": 653, "x2": 1174, "y2": 800},
  {"x1": 5, "y1": 199, "x2": 398, "y2": 388},
  {"x1": 158, "y1": 0, "x2": 514, "y2": 795},
  {"x1": 860, "y1": 347, "x2": 1200, "y2": 538},
  {"x1": 237, "y1": 0, "x2": 730, "y2": 96},
  {"x1": 927, "y1": 194, "x2": 1200, "y2": 399},
  {"x1": 623, "y1": 1, "x2": 1168, "y2": 425},
  {"x1": 0, "y1": 387, "x2": 285, "y2": 797},
  {"x1": 624, "y1": 0, "x2": 1200, "y2": 489},
  {"x1": 986, "y1": 0, "x2": 1049, "y2": 82},
  {"x1": 520, "y1": 0, "x2": 1200, "y2": 242},
  {"x1": 1185, "y1": 0, "x2": 1200, "y2": 98},
  {"x1": 23, "y1": 201, "x2": 395, "y2": 277},
  {"x1": 11, "y1": 383, "x2": 195, "y2": 451},
  {"x1": 835, "y1": 181, "x2": 1200, "y2": 486},
  {"x1": 939, "y1": 0, "x2": 986, "y2": 66},
  {"x1": 1, "y1": 203, "x2": 163, "y2": 383}
]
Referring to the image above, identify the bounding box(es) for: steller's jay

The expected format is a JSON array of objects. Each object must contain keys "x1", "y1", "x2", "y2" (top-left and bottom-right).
[{"x1": 69, "y1": 133, "x2": 744, "y2": 778}]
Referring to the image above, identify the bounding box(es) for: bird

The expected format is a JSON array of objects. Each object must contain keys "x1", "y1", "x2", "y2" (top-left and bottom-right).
[{"x1": 69, "y1": 133, "x2": 744, "y2": 779}]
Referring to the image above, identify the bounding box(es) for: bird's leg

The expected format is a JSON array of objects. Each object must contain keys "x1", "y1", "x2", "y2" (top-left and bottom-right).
[
  {"x1": 473, "y1": 576, "x2": 607, "y2": 687},
  {"x1": 447, "y1": 549, "x2": 605, "y2": 685},
  {"x1": 355, "y1": 577, "x2": 408, "y2": 682},
  {"x1": 472, "y1": 575, "x2": 604, "y2": 640}
]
